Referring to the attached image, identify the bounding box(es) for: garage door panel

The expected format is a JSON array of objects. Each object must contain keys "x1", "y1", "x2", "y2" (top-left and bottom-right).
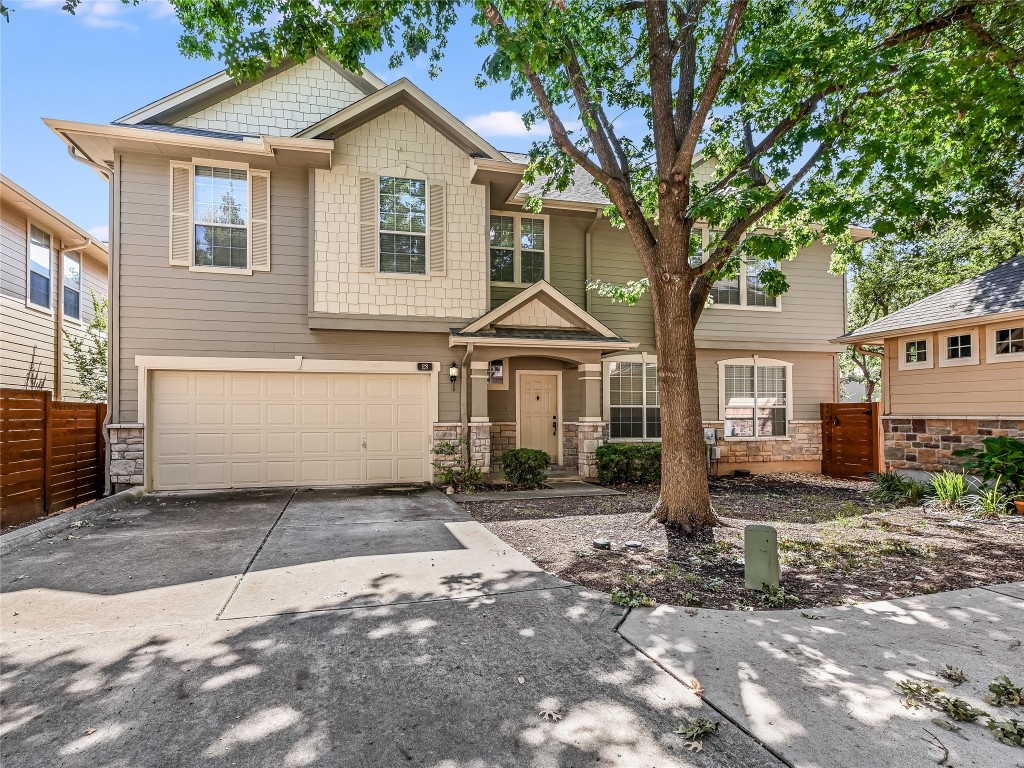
[
  {"x1": 195, "y1": 432, "x2": 228, "y2": 456},
  {"x1": 195, "y1": 402, "x2": 227, "y2": 426},
  {"x1": 151, "y1": 370, "x2": 432, "y2": 490}
]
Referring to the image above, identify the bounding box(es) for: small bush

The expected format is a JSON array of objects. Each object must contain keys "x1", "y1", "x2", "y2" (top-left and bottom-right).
[
  {"x1": 954, "y1": 436, "x2": 1024, "y2": 492},
  {"x1": 432, "y1": 439, "x2": 484, "y2": 492},
  {"x1": 964, "y1": 476, "x2": 1012, "y2": 519},
  {"x1": 928, "y1": 470, "x2": 967, "y2": 507},
  {"x1": 868, "y1": 470, "x2": 928, "y2": 505},
  {"x1": 501, "y1": 448, "x2": 550, "y2": 489},
  {"x1": 595, "y1": 442, "x2": 662, "y2": 484}
]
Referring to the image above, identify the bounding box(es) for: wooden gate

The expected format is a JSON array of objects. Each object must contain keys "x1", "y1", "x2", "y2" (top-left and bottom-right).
[
  {"x1": 0, "y1": 388, "x2": 107, "y2": 528},
  {"x1": 820, "y1": 402, "x2": 883, "y2": 479}
]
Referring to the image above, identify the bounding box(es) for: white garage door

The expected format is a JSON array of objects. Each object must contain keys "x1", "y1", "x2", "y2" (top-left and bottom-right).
[{"x1": 150, "y1": 370, "x2": 432, "y2": 490}]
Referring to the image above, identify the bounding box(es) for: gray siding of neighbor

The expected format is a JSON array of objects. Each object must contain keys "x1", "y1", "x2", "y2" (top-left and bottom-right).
[
  {"x1": 1, "y1": 205, "x2": 108, "y2": 399},
  {"x1": 115, "y1": 153, "x2": 462, "y2": 424},
  {"x1": 1, "y1": 206, "x2": 54, "y2": 391}
]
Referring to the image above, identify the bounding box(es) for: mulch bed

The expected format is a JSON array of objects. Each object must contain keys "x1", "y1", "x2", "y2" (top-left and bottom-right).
[{"x1": 461, "y1": 473, "x2": 1024, "y2": 610}]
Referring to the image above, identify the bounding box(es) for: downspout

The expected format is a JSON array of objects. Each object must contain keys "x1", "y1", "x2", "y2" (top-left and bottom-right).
[
  {"x1": 55, "y1": 237, "x2": 94, "y2": 399},
  {"x1": 65, "y1": 145, "x2": 115, "y2": 494},
  {"x1": 459, "y1": 342, "x2": 474, "y2": 447},
  {"x1": 584, "y1": 210, "x2": 602, "y2": 313}
]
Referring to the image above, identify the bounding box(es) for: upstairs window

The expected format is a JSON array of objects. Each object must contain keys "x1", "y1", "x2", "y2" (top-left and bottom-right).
[
  {"x1": 994, "y1": 327, "x2": 1024, "y2": 356},
  {"x1": 489, "y1": 213, "x2": 548, "y2": 285},
  {"x1": 607, "y1": 360, "x2": 660, "y2": 440},
  {"x1": 905, "y1": 339, "x2": 927, "y2": 364},
  {"x1": 194, "y1": 165, "x2": 248, "y2": 270},
  {"x1": 720, "y1": 359, "x2": 791, "y2": 438},
  {"x1": 946, "y1": 334, "x2": 972, "y2": 360},
  {"x1": 379, "y1": 176, "x2": 426, "y2": 274},
  {"x1": 28, "y1": 225, "x2": 52, "y2": 310},
  {"x1": 709, "y1": 257, "x2": 780, "y2": 310},
  {"x1": 63, "y1": 253, "x2": 82, "y2": 321}
]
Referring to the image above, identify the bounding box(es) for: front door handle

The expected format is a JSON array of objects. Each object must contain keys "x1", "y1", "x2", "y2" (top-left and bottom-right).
[{"x1": 552, "y1": 416, "x2": 558, "y2": 436}]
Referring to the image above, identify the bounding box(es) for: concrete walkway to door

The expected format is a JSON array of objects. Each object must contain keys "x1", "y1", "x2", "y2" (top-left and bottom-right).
[{"x1": 0, "y1": 487, "x2": 781, "y2": 768}]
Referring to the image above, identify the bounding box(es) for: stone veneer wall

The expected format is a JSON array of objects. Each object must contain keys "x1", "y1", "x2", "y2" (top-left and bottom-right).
[
  {"x1": 884, "y1": 417, "x2": 1024, "y2": 473},
  {"x1": 469, "y1": 422, "x2": 491, "y2": 474},
  {"x1": 576, "y1": 422, "x2": 608, "y2": 479},
  {"x1": 562, "y1": 423, "x2": 580, "y2": 471},
  {"x1": 489, "y1": 422, "x2": 517, "y2": 463},
  {"x1": 109, "y1": 424, "x2": 145, "y2": 487},
  {"x1": 707, "y1": 420, "x2": 822, "y2": 472}
]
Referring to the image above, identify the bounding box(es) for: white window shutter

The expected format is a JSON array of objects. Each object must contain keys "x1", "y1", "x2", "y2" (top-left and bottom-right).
[
  {"x1": 169, "y1": 162, "x2": 192, "y2": 267},
  {"x1": 250, "y1": 170, "x2": 271, "y2": 272},
  {"x1": 359, "y1": 176, "x2": 377, "y2": 271},
  {"x1": 428, "y1": 181, "x2": 446, "y2": 276}
]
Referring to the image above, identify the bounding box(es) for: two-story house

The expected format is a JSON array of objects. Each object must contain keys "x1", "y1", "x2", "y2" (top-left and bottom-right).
[
  {"x1": 46, "y1": 55, "x2": 869, "y2": 492},
  {"x1": 1, "y1": 175, "x2": 109, "y2": 401}
]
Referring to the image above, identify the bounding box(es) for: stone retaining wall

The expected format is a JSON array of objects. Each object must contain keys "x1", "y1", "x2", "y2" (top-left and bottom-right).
[{"x1": 884, "y1": 417, "x2": 1024, "y2": 473}]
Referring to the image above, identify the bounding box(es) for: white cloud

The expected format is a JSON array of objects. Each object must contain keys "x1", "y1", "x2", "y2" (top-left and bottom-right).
[
  {"x1": 465, "y1": 111, "x2": 549, "y2": 138},
  {"x1": 17, "y1": 0, "x2": 175, "y2": 29},
  {"x1": 88, "y1": 224, "x2": 109, "y2": 242}
]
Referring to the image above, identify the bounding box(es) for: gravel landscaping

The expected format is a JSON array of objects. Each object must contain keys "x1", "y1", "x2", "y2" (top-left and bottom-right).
[{"x1": 461, "y1": 473, "x2": 1024, "y2": 610}]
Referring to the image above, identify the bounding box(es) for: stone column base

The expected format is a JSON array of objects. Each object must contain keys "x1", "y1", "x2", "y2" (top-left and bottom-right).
[
  {"x1": 469, "y1": 421, "x2": 492, "y2": 474},
  {"x1": 575, "y1": 421, "x2": 607, "y2": 479},
  {"x1": 109, "y1": 423, "x2": 145, "y2": 487}
]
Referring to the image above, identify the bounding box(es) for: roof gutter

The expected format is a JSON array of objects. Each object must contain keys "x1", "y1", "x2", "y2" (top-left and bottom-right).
[
  {"x1": 64, "y1": 144, "x2": 116, "y2": 496},
  {"x1": 835, "y1": 307, "x2": 1024, "y2": 346}
]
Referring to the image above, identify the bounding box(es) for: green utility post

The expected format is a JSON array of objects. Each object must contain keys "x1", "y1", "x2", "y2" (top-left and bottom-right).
[{"x1": 744, "y1": 524, "x2": 780, "y2": 590}]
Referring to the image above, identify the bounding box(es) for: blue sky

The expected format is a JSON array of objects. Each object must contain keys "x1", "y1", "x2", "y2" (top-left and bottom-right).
[{"x1": 0, "y1": 0, "x2": 549, "y2": 241}]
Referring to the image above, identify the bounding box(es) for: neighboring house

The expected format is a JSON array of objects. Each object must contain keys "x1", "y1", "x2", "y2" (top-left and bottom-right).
[
  {"x1": 46, "y1": 55, "x2": 870, "y2": 492},
  {"x1": 838, "y1": 255, "x2": 1024, "y2": 473},
  {"x1": 1, "y1": 175, "x2": 109, "y2": 401}
]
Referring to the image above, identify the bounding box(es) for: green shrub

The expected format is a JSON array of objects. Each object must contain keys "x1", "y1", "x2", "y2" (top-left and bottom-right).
[
  {"x1": 868, "y1": 469, "x2": 928, "y2": 505},
  {"x1": 595, "y1": 443, "x2": 662, "y2": 484},
  {"x1": 501, "y1": 448, "x2": 550, "y2": 489},
  {"x1": 964, "y1": 476, "x2": 1012, "y2": 519},
  {"x1": 928, "y1": 470, "x2": 967, "y2": 507},
  {"x1": 954, "y1": 436, "x2": 1024, "y2": 492},
  {"x1": 431, "y1": 439, "x2": 484, "y2": 492}
]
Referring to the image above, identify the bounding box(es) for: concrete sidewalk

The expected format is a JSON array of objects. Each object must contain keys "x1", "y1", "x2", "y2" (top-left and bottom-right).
[{"x1": 619, "y1": 583, "x2": 1024, "y2": 768}]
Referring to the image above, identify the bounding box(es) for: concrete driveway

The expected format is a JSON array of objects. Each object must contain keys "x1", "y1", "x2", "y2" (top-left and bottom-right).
[{"x1": 1, "y1": 487, "x2": 780, "y2": 768}]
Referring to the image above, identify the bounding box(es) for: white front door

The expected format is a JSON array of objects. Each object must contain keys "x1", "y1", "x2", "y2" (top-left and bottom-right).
[
  {"x1": 518, "y1": 373, "x2": 559, "y2": 461},
  {"x1": 149, "y1": 370, "x2": 432, "y2": 490}
]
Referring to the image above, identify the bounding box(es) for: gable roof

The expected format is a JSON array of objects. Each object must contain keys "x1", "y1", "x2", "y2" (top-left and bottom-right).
[
  {"x1": 840, "y1": 254, "x2": 1024, "y2": 343},
  {"x1": 1, "y1": 175, "x2": 108, "y2": 267},
  {"x1": 115, "y1": 54, "x2": 386, "y2": 126},
  {"x1": 451, "y1": 281, "x2": 635, "y2": 350},
  {"x1": 295, "y1": 78, "x2": 506, "y2": 160}
]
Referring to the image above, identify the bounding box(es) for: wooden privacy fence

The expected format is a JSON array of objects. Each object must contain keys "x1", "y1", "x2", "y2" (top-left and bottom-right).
[
  {"x1": 820, "y1": 401, "x2": 884, "y2": 479},
  {"x1": 1, "y1": 388, "x2": 106, "y2": 528}
]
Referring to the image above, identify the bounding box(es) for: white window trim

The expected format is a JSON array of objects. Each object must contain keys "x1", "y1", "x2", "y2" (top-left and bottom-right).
[
  {"x1": 897, "y1": 336, "x2": 932, "y2": 371},
  {"x1": 62, "y1": 251, "x2": 84, "y2": 324},
  {"x1": 704, "y1": 233, "x2": 783, "y2": 312},
  {"x1": 986, "y1": 322, "x2": 1024, "y2": 364},
  {"x1": 489, "y1": 210, "x2": 551, "y2": 287},
  {"x1": 716, "y1": 356, "x2": 794, "y2": 440},
  {"x1": 25, "y1": 220, "x2": 54, "y2": 315},
  {"x1": 487, "y1": 357, "x2": 510, "y2": 391},
  {"x1": 938, "y1": 328, "x2": 979, "y2": 368},
  {"x1": 602, "y1": 353, "x2": 661, "y2": 442},
  {"x1": 377, "y1": 173, "x2": 430, "y2": 278},
  {"x1": 190, "y1": 158, "x2": 253, "y2": 274}
]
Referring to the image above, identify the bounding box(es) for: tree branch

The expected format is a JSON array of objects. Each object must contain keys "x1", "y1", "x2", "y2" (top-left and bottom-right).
[{"x1": 647, "y1": 0, "x2": 682, "y2": 174}]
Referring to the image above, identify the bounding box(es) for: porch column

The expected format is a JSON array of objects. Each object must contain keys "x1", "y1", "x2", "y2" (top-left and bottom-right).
[
  {"x1": 576, "y1": 363, "x2": 606, "y2": 479},
  {"x1": 469, "y1": 361, "x2": 492, "y2": 473}
]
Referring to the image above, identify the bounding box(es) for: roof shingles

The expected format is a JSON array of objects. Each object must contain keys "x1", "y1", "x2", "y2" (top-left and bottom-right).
[{"x1": 842, "y1": 254, "x2": 1024, "y2": 341}]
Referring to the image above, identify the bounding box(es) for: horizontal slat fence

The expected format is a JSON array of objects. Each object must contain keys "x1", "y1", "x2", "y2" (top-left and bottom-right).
[
  {"x1": 820, "y1": 401, "x2": 883, "y2": 479},
  {"x1": 1, "y1": 388, "x2": 106, "y2": 528}
]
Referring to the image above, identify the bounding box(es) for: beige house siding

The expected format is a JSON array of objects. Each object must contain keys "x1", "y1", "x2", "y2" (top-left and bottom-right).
[
  {"x1": 312, "y1": 105, "x2": 487, "y2": 320},
  {"x1": 173, "y1": 57, "x2": 366, "y2": 137},
  {"x1": 884, "y1": 325, "x2": 1024, "y2": 417},
  {"x1": 588, "y1": 222, "x2": 845, "y2": 350},
  {"x1": 1, "y1": 204, "x2": 108, "y2": 399},
  {"x1": 115, "y1": 152, "x2": 461, "y2": 424}
]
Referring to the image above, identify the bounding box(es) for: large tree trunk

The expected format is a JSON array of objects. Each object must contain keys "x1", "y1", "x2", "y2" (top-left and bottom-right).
[{"x1": 649, "y1": 279, "x2": 719, "y2": 533}]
